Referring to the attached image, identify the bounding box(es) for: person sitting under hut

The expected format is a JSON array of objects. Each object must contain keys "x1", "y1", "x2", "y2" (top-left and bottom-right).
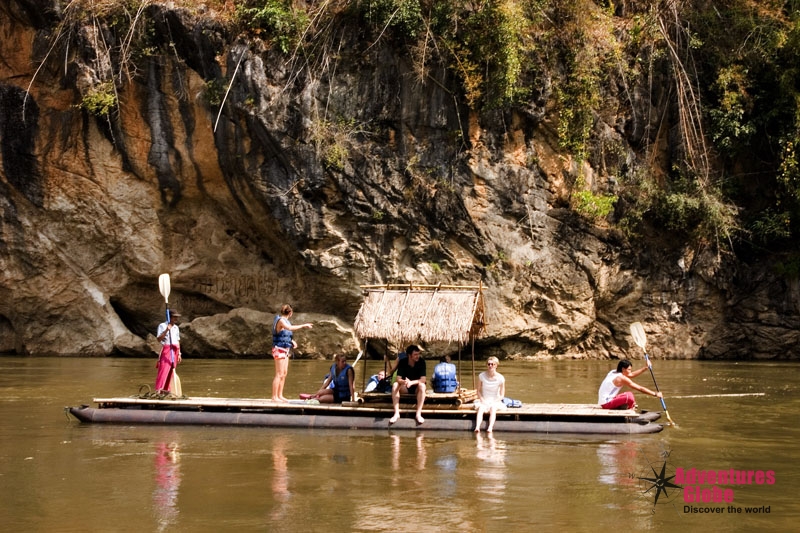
[
  {"x1": 300, "y1": 353, "x2": 355, "y2": 403},
  {"x1": 598, "y1": 359, "x2": 663, "y2": 410},
  {"x1": 365, "y1": 370, "x2": 391, "y2": 393},
  {"x1": 432, "y1": 355, "x2": 458, "y2": 393},
  {"x1": 389, "y1": 345, "x2": 426, "y2": 425}
]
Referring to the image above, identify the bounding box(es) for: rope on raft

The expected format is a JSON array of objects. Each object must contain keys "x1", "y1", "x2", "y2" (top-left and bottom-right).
[{"x1": 136, "y1": 384, "x2": 187, "y2": 400}]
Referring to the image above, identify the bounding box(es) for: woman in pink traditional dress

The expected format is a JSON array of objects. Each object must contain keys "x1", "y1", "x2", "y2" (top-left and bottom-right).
[{"x1": 155, "y1": 310, "x2": 181, "y2": 393}]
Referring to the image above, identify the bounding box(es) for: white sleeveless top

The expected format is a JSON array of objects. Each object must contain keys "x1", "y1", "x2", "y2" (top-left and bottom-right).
[
  {"x1": 479, "y1": 371, "x2": 505, "y2": 402},
  {"x1": 597, "y1": 370, "x2": 622, "y2": 404}
]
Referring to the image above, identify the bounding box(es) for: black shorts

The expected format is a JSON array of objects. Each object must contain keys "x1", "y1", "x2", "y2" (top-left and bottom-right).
[{"x1": 333, "y1": 390, "x2": 350, "y2": 403}]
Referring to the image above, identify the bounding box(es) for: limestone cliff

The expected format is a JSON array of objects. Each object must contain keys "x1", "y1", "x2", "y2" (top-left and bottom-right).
[{"x1": 0, "y1": 1, "x2": 798, "y2": 359}]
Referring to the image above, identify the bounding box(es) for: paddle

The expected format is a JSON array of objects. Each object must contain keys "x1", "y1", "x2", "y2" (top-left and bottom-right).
[
  {"x1": 349, "y1": 350, "x2": 364, "y2": 401},
  {"x1": 630, "y1": 322, "x2": 675, "y2": 425},
  {"x1": 158, "y1": 274, "x2": 176, "y2": 392}
]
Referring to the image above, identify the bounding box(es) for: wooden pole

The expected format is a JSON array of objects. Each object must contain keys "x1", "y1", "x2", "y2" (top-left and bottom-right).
[
  {"x1": 360, "y1": 283, "x2": 483, "y2": 290},
  {"x1": 395, "y1": 284, "x2": 412, "y2": 324},
  {"x1": 471, "y1": 335, "x2": 476, "y2": 389},
  {"x1": 373, "y1": 289, "x2": 387, "y2": 323},
  {"x1": 419, "y1": 282, "x2": 441, "y2": 326},
  {"x1": 361, "y1": 339, "x2": 368, "y2": 392},
  {"x1": 457, "y1": 344, "x2": 462, "y2": 390}
]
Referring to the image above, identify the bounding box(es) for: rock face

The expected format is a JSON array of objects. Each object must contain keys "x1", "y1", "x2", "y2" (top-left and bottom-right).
[{"x1": 0, "y1": 1, "x2": 798, "y2": 359}]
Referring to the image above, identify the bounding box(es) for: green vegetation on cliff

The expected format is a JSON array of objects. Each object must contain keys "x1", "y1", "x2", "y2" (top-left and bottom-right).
[{"x1": 38, "y1": 0, "x2": 800, "y2": 259}]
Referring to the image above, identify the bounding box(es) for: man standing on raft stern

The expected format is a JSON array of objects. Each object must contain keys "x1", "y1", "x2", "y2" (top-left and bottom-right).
[
  {"x1": 389, "y1": 345, "x2": 426, "y2": 425},
  {"x1": 598, "y1": 359, "x2": 663, "y2": 410}
]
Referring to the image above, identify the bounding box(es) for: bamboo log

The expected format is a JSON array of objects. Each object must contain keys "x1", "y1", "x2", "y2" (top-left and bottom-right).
[{"x1": 361, "y1": 284, "x2": 483, "y2": 290}]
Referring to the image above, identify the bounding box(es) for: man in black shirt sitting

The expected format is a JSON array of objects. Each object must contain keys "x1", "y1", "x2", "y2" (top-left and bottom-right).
[{"x1": 389, "y1": 345, "x2": 426, "y2": 425}]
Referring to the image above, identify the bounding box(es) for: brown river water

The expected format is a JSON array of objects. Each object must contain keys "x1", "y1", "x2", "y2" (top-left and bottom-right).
[{"x1": 1, "y1": 356, "x2": 798, "y2": 532}]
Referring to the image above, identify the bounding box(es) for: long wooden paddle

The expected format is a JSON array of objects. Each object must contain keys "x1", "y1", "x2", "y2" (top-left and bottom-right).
[
  {"x1": 630, "y1": 322, "x2": 674, "y2": 425},
  {"x1": 349, "y1": 349, "x2": 364, "y2": 400},
  {"x1": 158, "y1": 274, "x2": 176, "y2": 392}
]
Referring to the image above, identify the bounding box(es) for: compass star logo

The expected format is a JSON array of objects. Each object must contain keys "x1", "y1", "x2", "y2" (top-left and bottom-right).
[
  {"x1": 639, "y1": 460, "x2": 681, "y2": 506},
  {"x1": 629, "y1": 446, "x2": 682, "y2": 514}
]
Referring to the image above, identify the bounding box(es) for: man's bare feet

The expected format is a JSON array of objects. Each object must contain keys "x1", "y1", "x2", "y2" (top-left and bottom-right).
[
  {"x1": 415, "y1": 415, "x2": 425, "y2": 425},
  {"x1": 271, "y1": 397, "x2": 287, "y2": 402},
  {"x1": 487, "y1": 427, "x2": 493, "y2": 433},
  {"x1": 389, "y1": 413, "x2": 399, "y2": 424},
  {"x1": 474, "y1": 427, "x2": 480, "y2": 433}
]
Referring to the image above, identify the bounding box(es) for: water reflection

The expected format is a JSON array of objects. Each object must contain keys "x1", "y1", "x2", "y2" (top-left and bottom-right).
[
  {"x1": 596, "y1": 440, "x2": 639, "y2": 488},
  {"x1": 475, "y1": 433, "x2": 507, "y2": 504},
  {"x1": 269, "y1": 435, "x2": 292, "y2": 522},
  {"x1": 4, "y1": 357, "x2": 799, "y2": 531},
  {"x1": 153, "y1": 437, "x2": 181, "y2": 532},
  {"x1": 434, "y1": 451, "x2": 459, "y2": 499},
  {"x1": 389, "y1": 433, "x2": 427, "y2": 476}
]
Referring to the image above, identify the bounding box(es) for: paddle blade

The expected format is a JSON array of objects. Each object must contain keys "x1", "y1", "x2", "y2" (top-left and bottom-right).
[
  {"x1": 630, "y1": 322, "x2": 647, "y2": 350},
  {"x1": 158, "y1": 273, "x2": 171, "y2": 303},
  {"x1": 352, "y1": 350, "x2": 364, "y2": 368},
  {"x1": 172, "y1": 372, "x2": 182, "y2": 397}
]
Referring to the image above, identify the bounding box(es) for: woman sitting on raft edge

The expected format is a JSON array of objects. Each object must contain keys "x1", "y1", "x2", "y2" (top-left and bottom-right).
[{"x1": 300, "y1": 353, "x2": 355, "y2": 403}]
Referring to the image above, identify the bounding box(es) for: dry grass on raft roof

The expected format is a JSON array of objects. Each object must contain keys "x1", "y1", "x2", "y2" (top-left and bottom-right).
[{"x1": 353, "y1": 289, "x2": 484, "y2": 345}]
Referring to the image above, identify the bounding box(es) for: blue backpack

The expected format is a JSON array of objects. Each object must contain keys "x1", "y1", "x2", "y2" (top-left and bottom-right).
[{"x1": 502, "y1": 397, "x2": 522, "y2": 408}]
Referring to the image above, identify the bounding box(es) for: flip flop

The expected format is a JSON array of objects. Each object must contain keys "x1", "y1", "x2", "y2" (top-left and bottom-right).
[{"x1": 299, "y1": 393, "x2": 313, "y2": 400}]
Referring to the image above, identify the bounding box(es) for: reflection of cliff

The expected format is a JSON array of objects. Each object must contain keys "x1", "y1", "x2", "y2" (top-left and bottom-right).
[{"x1": 153, "y1": 440, "x2": 182, "y2": 531}]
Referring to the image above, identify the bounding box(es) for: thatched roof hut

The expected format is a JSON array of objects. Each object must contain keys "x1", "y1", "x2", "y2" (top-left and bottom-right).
[{"x1": 353, "y1": 283, "x2": 486, "y2": 346}]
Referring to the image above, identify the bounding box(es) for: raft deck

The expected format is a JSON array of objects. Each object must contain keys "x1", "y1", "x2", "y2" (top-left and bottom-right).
[{"x1": 68, "y1": 395, "x2": 663, "y2": 434}]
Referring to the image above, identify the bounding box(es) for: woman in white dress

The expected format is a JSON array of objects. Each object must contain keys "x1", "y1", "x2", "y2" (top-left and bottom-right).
[{"x1": 475, "y1": 356, "x2": 505, "y2": 433}]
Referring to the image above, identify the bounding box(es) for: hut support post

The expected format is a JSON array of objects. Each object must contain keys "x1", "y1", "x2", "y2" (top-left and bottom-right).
[
  {"x1": 457, "y1": 345, "x2": 462, "y2": 390},
  {"x1": 471, "y1": 336, "x2": 476, "y2": 389},
  {"x1": 361, "y1": 339, "x2": 368, "y2": 392}
]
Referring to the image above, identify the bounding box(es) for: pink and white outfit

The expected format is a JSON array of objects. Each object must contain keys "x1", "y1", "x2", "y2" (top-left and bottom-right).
[
  {"x1": 598, "y1": 370, "x2": 635, "y2": 409},
  {"x1": 155, "y1": 321, "x2": 180, "y2": 392}
]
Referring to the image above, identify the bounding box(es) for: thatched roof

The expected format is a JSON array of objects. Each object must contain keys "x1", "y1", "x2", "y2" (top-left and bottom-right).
[{"x1": 353, "y1": 284, "x2": 486, "y2": 346}]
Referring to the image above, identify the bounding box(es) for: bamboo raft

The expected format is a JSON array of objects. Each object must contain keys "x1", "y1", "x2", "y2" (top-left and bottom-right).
[
  {"x1": 67, "y1": 394, "x2": 663, "y2": 434},
  {"x1": 69, "y1": 284, "x2": 663, "y2": 435}
]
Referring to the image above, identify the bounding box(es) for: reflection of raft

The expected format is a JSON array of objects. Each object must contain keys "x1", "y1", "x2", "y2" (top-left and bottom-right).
[{"x1": 68, "y1": 396, "x2": 663, "y2": 434}]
